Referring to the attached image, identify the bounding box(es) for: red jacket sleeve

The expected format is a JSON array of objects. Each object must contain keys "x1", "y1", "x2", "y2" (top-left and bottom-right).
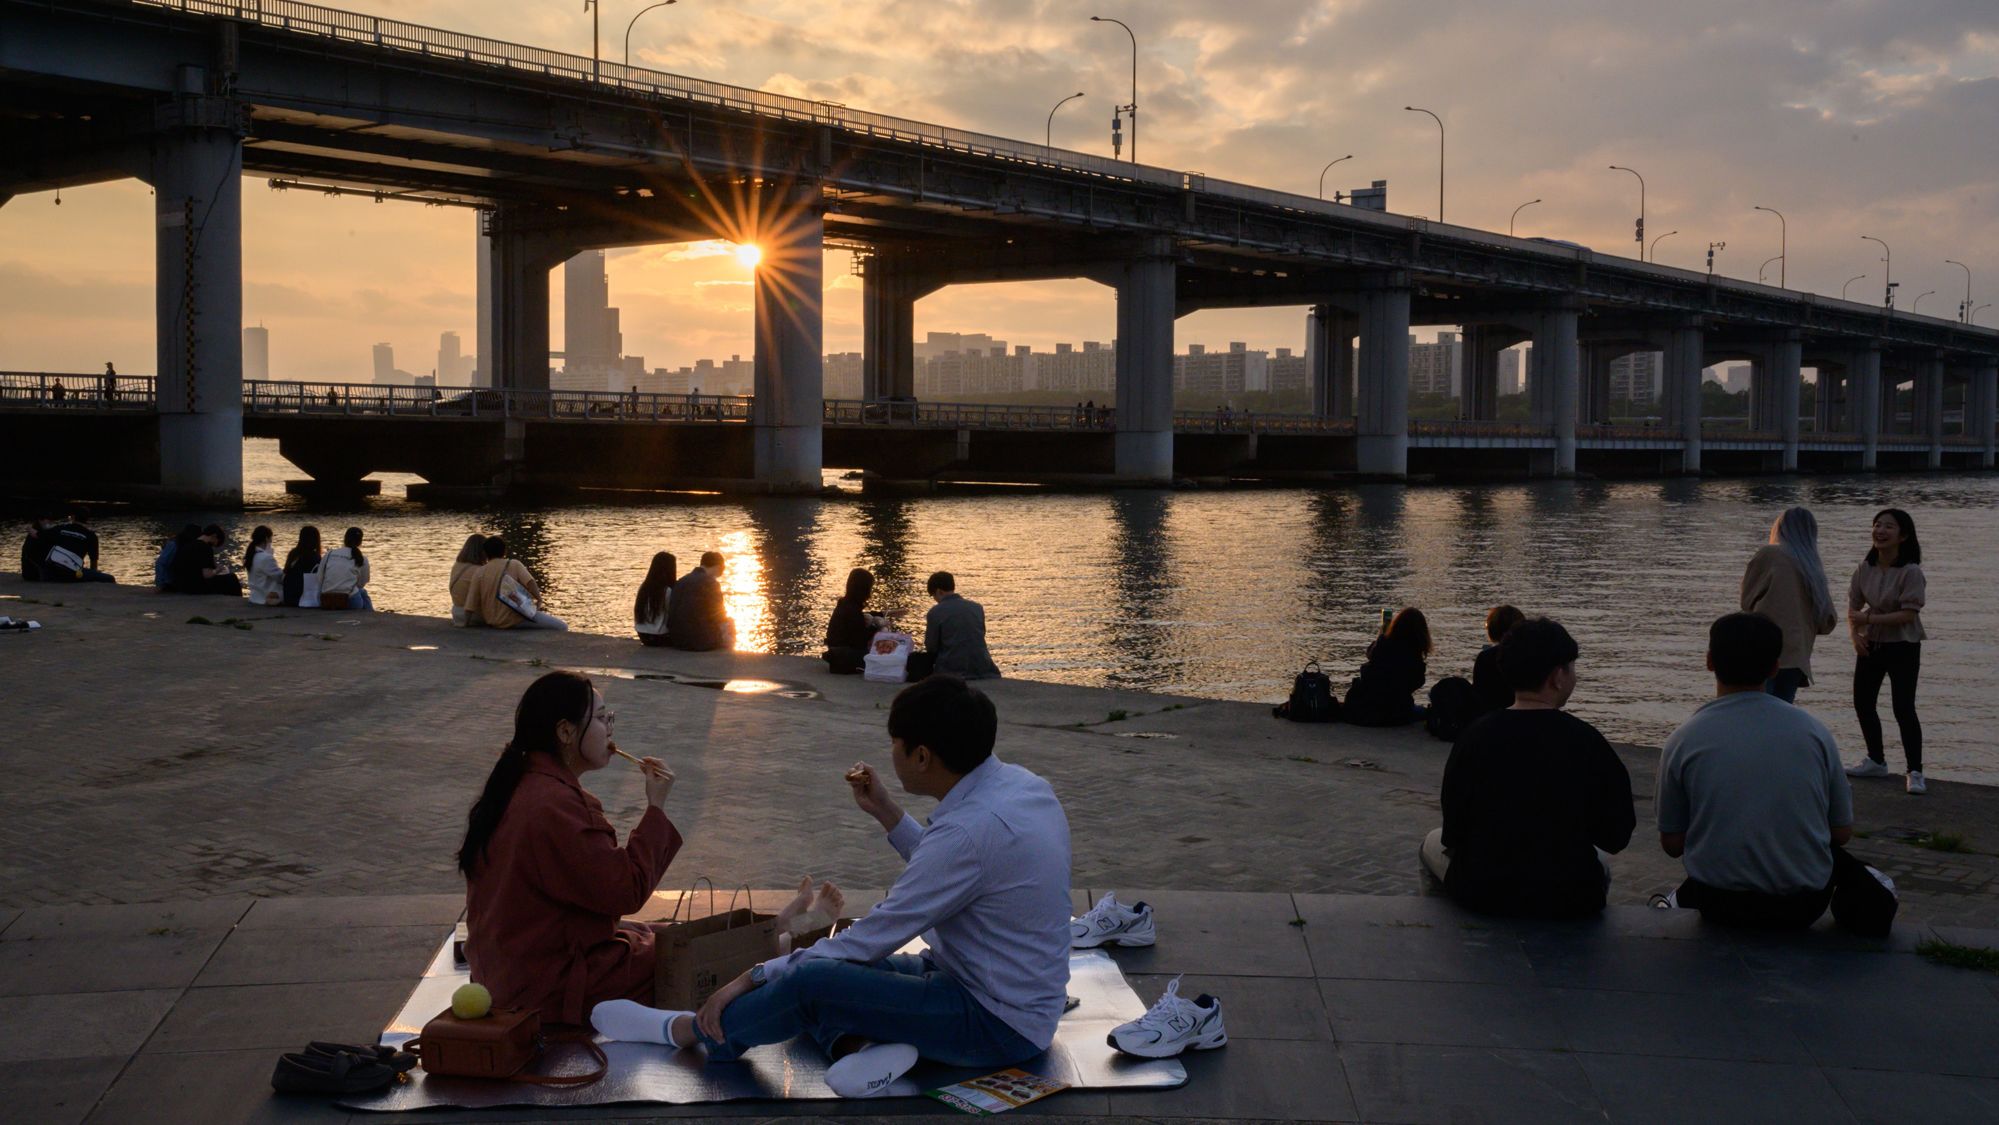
[{"x1": 526, "y1": 790, "x2": 682, "y2": 917}]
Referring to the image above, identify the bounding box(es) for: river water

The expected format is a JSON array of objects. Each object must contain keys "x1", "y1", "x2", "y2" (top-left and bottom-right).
[{"x1": 37, "y1": 439, "x2": 1999, "y2": 783}]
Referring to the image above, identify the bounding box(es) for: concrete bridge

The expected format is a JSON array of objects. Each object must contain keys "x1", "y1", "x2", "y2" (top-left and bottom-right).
[{"x1": 5, "y1": 0, "x2": 1998, "y2": 502}]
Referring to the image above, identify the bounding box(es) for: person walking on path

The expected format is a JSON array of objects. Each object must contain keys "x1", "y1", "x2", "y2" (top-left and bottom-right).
[
  {"x1": 1845, "y1": 508, "x2": 1928, "y2": 794},
  {"x1": 1741, "y1": 507, "x2": 1839, "y2": 703}
]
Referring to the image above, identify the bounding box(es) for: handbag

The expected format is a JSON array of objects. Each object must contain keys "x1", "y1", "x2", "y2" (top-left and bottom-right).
[
  {"x1": 498, "y1": 573, "x2": 539, "y2": 620},
  {"x1": 862, "y1": 630, "x2": 914, "y2": 683},
  {"x1": 42, "y1": 544, "x2": 84, "y2": 577},
  {"x1": 404, "y1": 1006, "x2": 606, "y2": 1086},
  {"x1": 319, "y1": 591, "x2": 351, "y2": 610},
  {"x1": 299, "y1": 568, "x2": 322, "y2": 609},
  {"x1": 653, "y1": 880, "x2": 778, "y2": 1010}
]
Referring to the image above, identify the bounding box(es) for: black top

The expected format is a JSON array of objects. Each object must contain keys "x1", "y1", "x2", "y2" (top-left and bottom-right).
[
  {"x1": 825, "y1": 596, "x2": 874, "y2": 651},
  {"x1": 1440, "y1": 708, "x2": 1636, "y2": 917},
  {"x1": 1470, "y1": 644, "x2": 1514, "y2": 714},
  {"x1": 172, "y1": 539, "x2": 217, "y2": 593},
  {"x1": 19, "y1": 531, "x2": 44, "y2": 580},
  {"x1": 1343, "y1": 639, "x2": 1426, "y2": 726},
  {"x1": 281, "y1": 552, "x2": 318, "y2": 607},
  {"x1": 666, "y1": 567, "x2": 733, "y2": 651}
]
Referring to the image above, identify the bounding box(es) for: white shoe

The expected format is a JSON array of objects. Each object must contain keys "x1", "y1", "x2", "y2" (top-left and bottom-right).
[
  {"x1": 825, "y1": 1042, "x2": 918, "y2": 1098},
  {"x1": 1846, "y1": 758, "x2": 1891, "y2": 778},
  {"x1": 1071, "y1": 892, "x2": 1155, "y2": 948},
  {"x1": 1108, "y1": 977, "x2": 1226, "y2": 1059},
  {"x1": 1906, "y1": 770, "x2": 1927, "y2": 795}
]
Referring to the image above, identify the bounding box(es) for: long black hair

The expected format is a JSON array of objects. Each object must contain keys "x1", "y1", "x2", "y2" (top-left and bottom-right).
[
  {"x1": 634, "y1": 551, "x2": 678, "y2": 625},
  {"x1": 244, "y1": 525, "x2": 273, "y2": 574},
  {"x1": 841, "y1": 567, "x2": 875, "y2": 606},
  {"x1": 286, "y1": 525, "x2": 322, "y2": 572},
  {"x1": 1381, "y1": 606, "x2": 1434, "y2": 659},
  {"x1": 342, "y1": 526, "x2": 366, "y2": 570},
  {"x1": 1864, "y1": 508, "x2": 1921, "y2": 566},
  {"x1": 457, "y1": 671, "x2": 596, "y2": 877}
]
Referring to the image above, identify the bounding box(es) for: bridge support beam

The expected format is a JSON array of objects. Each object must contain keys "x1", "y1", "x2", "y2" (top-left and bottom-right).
[
  {"x1": 861, "y1": 251, "x2": 922, "y2": 402},
  {"x1": 1773, "y1": 333, "x2": 1803, "y2": 471},
  {"x1": 1354, "y1": 275, "x2": 1411, "y2": 477},
  {"x1": 1662, "y1": 322, "x2": 1704, "y2": 474},
  {"x1": 752, "y1": 197, "x2": 825, "y2": 490},
  {"x1": 1530, "y1": 301, "x2": 1581, "y2": 475},
  {"x1": 1918, "y1": 355, "x2": 1946, "y2": 469},
  {"x1": 148, "y1": 84, "x2": 244, "y2": 506},
  {"x1": 1854, "y1": 348, "x2": 1882, "y2": 471},
  {"x1": 485, "y1": 208, "x2": 569, "y2": 396},
  {"x1": 1580, "y1": 345, "x2": 1616, "y2": 426},
  {"x1": 1975, "y1": 362, "x2": 1999, "y2": 469},
  {"x1": 1112, "y1": 246, "x2": 1177, "y2": 482},
  {"x1": 1306, "y1": 305, "x2": 1355, "y2": 418},
  {"x1": 1459, "y1": 325, "x2": 1515, "y2": 421}
]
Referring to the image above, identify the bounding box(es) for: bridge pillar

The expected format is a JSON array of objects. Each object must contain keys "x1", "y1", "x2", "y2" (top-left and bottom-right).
[
  {"x1": 752, "y1": 197, "x2": 825, "y2": 490},
  {"x1": 1917, "y1": 354, "x2": 1946, "y2": 469},
  {"x1": 1306, "y1": 305, "x2": 1356, "y2": 418},
  {"x1": 1459, "y1": 325, "x2": 1512, "y2": 421},
  {"x1": 148, "y1": 84, "x2": 245, "y2": 506},
  {"x1": 861, "y1": 251, "x2": 921, "y2": 402},
  {"x1": 1113, "y1": 248, "x2": 1177, "y2": 482},
  {"x1": 1580, "y1": 344, "x2": 1616, "y2": 425},
  {"x1": 1662, "y1": 322, "x2": 1704, "y2": 474},
  {"x1": 1853, "y1": 348, "x2": 1882, "y2": 470},
  {"x1": 1975, "y1": 361, "x2": 1998, "y2": 469},
  {"x1": 1773, "y1": 333, "x2": 1802, "y2": 470},
  {"x1": 1530, "y1": 301, "x2": 1581, "y2": 475},
  {"x1": 1354, "y1": 275, "x2": 1411, "y2": 477},
  {"x1": 485, "y1": 207, "x2": 562, "y2": 394}
]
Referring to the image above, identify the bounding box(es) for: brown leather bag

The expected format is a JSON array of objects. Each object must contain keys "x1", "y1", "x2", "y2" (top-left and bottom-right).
[
  {"x1": 318, "y1": 591, "x2": 351, "y2": 610},
  {"x1": 404, "y1": 1007, "x2": 606, "y2": 1086}
]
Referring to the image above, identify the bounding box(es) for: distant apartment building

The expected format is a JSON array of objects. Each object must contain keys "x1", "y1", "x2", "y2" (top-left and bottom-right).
[
  {"x1": 242, "y1": 326, "x2": 269, "y2": 381},
  {"x1": 1267, "y1": 347, "x2": 1307, "y2": 394},
  {"x1": 1499, "y1": 346, "x2": 1524, "y2": 397},
  {"x1": 1717, "y1": 362, "x2": 1752, "y2": 394},
  {"x1": 1409, "y1": 331, "x2": 1461, "y2": 397},
  {"x1": 437, "y1": 331, "x2": 477, "y2": 385},
  {"x1": 1174, "y1": 342, "x2": 1268, "y2": 396},
  {"x1": 656, "y1": 354, "x2": 754, "y2": 395},
  {"x1": 824, "y1": 351, "x2": 864, "y2": 398},
  {"x1": 1026, "y1": 341, "x2": 1117, "y2": 395},
  {"x1": 1610, "y1": 351, "x2": 1662, "y2": 402}
]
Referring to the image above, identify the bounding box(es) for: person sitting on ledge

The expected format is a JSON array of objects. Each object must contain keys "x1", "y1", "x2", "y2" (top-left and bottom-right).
[
  {"x1": 281, "y1": 525, "x2": 322, "y2": 608},
  {"x1": 591, "y1": 676, "x2": 1071, "y2": 1100},
  {"x1": 633, "y1": 551, "x2": 677, "y2": 647},
  {"x1": 1471, "y1": 604, "x2": 1526, "y2": 715},
  {"x1": 449, "y1": 533, "x2": 488, "y2": 626},
  {"x1": 468, "y1": 535, "x2": 568, "y2": 631},
  {"x1": 172, "y1": 524, "x2": 244, "y2": 597},
  {"x1": 1657, "y1": 612, "x2": 1872, "y2": 930},
  {"x1": 665, "y1": 550, "x2": 735, "y2": 651},
  {"x1": 921, "y1": 571, "x2": 999, "y2": 680},
  {"x1": 316, "y1": 525, "x2": 373, "y2": 611},
  {"x1": 1343, "y1": 607, "x2": 1430, "y2": 726},
  {"x1": 36, "y1": 509, "x2": 115, "y2": 584},
  {"x1": 823, "y1": 567, "x2": 885, "y2": 674},
  {"x1": 1421, "y1": 617, "x2": 1635, "y2": 917}
]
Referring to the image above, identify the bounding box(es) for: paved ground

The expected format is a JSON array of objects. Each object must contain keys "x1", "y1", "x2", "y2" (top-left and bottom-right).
[{"x1": 4, "y1": 577, "x2": 1999, "y2": 1123}]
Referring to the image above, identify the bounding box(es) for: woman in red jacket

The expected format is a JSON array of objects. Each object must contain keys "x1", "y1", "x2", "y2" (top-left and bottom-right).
[{"x1": 459, "y1": 671, "x2": 681, "y2": 1026}]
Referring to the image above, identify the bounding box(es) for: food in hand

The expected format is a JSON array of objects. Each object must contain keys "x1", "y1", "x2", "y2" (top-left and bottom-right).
[{"x1": 452, "y1": 982, "x2": 493, "y2": 1019}]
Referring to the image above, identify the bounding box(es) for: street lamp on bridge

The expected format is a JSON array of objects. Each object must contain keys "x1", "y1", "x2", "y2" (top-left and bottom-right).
[
  {"x1": 623, "y1": 0, "x2": 676, "y2": 67},
  {"x1": 1752, "y1": 205, "x2": 1786, "y2": 288},
  {"x1": 1047, "y1": 92, "x2": 1084, "y2": 148},
  {"x1": 1975, "y1": 303, "x2": 1993, "y2": 325},
  {"x1": 1913, "y1": 290, "x2": 1937, "y2": 314},
  {"x1": 1648, "y1": 230, "x2": 1677, "y2": 263},
  {"x1": 1843, "y1": 274, "x2": 1868, "y2": 301},
  {"x1": 1947, "y1": 259, "x2": 1973, "y2": 323},
  {"x1": 1090, "y1": 16, "x2": 1139, "y2": 162},
  {"x1": 1318, "y1": 154, "x2": 1354, "y2": 200},
  {"x1": 1509, "y1": 198, "x2": 1541, "y2": 236},
  {"x1": 1405, "y1": 107, "x2": 1445, "y2": 222},
  {"x1": 1861, "y1": 235, "x2": 1893, "y2": 308},
  {"x1": 1609, "y1": 165, "x2": 1645, "y2": 258},
  {"x1": 1758, "y1": 255, "x2": 1782, "y2": 284}
]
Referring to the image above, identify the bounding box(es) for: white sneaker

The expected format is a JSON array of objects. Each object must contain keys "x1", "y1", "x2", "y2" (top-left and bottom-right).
[
  {"x1": 1906, "y1": 770, "x2": 1927, "y2": 795},
  {"x1": 1108, "y1": 977, "x2": 1226, "y2": 1059},
  {"x1": 1071, "y1": 892, "x2": 1155, "y2": 949},
  {"x1": 1846, "y1": 758, "x2": 1891, "y2": 778},
  {"x1": 825, "y1": 1042, "x2": 918, "y2": 1098}
]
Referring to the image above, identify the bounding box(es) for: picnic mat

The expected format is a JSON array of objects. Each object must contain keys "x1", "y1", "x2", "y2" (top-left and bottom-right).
[{"x1": 341, "y1": 933, "x2": 1186, "y2": 1111}]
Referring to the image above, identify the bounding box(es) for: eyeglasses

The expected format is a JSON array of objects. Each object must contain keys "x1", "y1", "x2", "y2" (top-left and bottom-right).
[{"x1": 594, "y1": 711, "x2": 616, "y2": 730}]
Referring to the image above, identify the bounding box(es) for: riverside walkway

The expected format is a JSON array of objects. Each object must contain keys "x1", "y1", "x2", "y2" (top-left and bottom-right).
[{"x1": 2, "y1": 577, "x2": 1997, "y2": 1123}]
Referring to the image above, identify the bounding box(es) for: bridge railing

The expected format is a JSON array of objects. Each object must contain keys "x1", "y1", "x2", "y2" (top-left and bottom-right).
[
  {"x1": 1410, "y1": 420, "x2": 1552, "y2": 439},
  {"x1": 0, "y1": 371, "x2": 157, "y2": 409}
]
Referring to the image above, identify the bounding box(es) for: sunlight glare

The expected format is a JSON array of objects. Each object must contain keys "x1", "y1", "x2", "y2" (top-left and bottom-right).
[{"x1": 734, "y1": 242, "x2": 763, "y2": 268}]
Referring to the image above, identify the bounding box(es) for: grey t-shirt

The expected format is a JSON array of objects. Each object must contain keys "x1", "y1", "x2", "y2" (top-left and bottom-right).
[{"x1": 1658, "y1": 692, "x2": 1854, "y2": 894}]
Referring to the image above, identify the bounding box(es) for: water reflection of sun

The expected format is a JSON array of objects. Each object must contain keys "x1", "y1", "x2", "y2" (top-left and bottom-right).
[{"x1": 717, "y1": 528, "x2": 767, "y2": 651}]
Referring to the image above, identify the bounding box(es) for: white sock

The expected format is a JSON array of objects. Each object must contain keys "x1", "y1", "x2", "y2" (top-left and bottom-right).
[
  {"x1": 825, "y1": 1042, "x2": 919, "y2": 1098},
  {"x1": 590, "y1": 999, "x2": 694, "y2": 1046}
]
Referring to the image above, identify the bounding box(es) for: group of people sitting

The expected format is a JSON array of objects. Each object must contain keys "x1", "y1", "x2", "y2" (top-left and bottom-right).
[
  {"x1": 447, "y1": 534, "x2": 567, "y2": 631},
  {"x1": 19, "y1": 510, "x2": 115, "y2": 584},
  {"x1": 624, "y1": 550, "x2": 732, "y2": 649},
  {"x1": 462, "y1": 672, "x2": 1068, "y2": 1098},
  {"x1": 148, "y1": 523, "x2": 375, "y2": 609},
  {"x1": 820, "y1": 568, "x2": 1000, "y2": 681}
]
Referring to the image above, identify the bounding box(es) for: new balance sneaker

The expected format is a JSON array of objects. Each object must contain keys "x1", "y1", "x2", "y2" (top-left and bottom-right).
[
  {"x1": 1071, "y1": 893, "x2": 1155, "y2": 949},
  {"x1": 825, "y1": 1042, "x2": 918, "y2": 1098},
  {"x1": 1108, "y1": 977, "x2": 1226, "y2": 1059},
  {"x1": 1846, "y1": 758, "x2": 1891, "y2": 779},
  {"x1": 1906, "y1": 770, "x2": 1928, "y2": 795}
]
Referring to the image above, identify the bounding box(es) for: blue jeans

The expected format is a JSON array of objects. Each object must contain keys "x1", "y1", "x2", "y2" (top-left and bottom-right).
[
  {"x1": 697, "y1": 955, "x2": 1037, "y2": 1067},
  {"x1": 1765, "y1": 667, "x2": 1808, "y2": 703},
  {"x1": 349, "y1": 589, "x2": 374, "y2": 612}
]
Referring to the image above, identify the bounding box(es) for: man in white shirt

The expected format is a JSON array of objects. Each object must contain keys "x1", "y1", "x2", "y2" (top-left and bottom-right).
[{"x1": 592, "y1": 676, "x2": 1073, "y2": 1097}]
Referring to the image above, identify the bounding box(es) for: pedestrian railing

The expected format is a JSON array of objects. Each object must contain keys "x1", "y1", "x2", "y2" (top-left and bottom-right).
[
  {"x1": 1410, "y1": 420, "x2": 1552, "y2": 439},
  {"x1": 0, "y1": 371, "x2": 156, "y2": 410}
]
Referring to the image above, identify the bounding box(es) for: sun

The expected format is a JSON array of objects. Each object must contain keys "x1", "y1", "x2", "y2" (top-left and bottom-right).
[{"x1": 733, "y1": 243, "x2": 763, "y2": 268}]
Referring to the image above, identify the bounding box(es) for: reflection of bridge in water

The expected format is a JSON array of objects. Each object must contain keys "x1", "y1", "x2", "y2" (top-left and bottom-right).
[
  {"x1": 3, "y1": 373, "x2": 1980, "y2": 500},
  {"x1": 4, "y1": 0, "x2": 1997, "y2": 502}
]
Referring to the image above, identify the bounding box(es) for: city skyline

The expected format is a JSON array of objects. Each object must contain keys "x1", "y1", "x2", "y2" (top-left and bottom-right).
[{"x1": 6, "y1": 1, "x2": 1997, "y2": 378}]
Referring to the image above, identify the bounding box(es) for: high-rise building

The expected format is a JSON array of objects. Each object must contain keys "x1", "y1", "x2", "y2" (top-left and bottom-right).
[
  {"x1": 1268, "y1": 347, "x2": 1307, "y2": 394},
  {"x1": 1499, "y1": 347, "x2": 1524, "y2": 397},
  {"x1": 824, "y1": 352, "x2": 864, "y2": 398},
  {"x1": 1174, "y1": 342, "x2": 1268, "y2": 396},
  {"x1": 1718, "y1": 362, "x2": 1752, "y2": 393},
  {"x1": 563, "y1": 250, "x2": 623, "y2": 376},
  {"x1": 372, "y1": 342, "x2": 396, "y2": 383},
  {"x1": 1031, "y1": 341, "x2": 1116, "y2": 395},
  {"x1": 1610, "y1": 351, "x2": 1662, "y2": 402},
  {"x1": 242, "y1": 326, "x2": 269, "y2": 381},
  {"x1": 1409, "y1": 331, "x2": 1461, "y2": 397},
  {"x1": 437, "y1": 331, "x2": 473, "y2": 385}
]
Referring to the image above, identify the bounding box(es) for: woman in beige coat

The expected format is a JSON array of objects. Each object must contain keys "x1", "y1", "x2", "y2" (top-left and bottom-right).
[{"x1": 1740, "y1": 507, "x2": 1838, "y2": 703}]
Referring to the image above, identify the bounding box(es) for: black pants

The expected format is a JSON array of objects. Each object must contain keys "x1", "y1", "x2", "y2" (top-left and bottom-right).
[
  {"x1": 1676, "y1": 846, "x2": 1897, "y2": 937},
  {"x1": 1854, "y1": 641, "x2": 1921, "y2": 771}
]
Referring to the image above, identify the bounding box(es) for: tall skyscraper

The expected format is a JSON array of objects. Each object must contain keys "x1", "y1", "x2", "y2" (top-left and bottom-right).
[
  {"x1": 438, "y1": 331, "x2": 470, "y2": 384},
  {"x1": 372, "y1": 342, "x2": 396, "y2": 383},
  {"x1": 1499, "y1": 347, "x2": 1524, "y2": 397},
  {"x1": 242, "y1": 326, "x2": 269, "y2": 381},
  {"x1": 563, "y1": 250, "x2": 622, "y2": 375},
  {"x1": 1409, "y1": 331, "x2": 1461, "y2": 397}
]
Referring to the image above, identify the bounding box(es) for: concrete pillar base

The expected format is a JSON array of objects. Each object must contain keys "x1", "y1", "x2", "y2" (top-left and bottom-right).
[
  {"x1": 1113, "y1": 247, "x2": 1177, "y2": 481},
  {"x1": 1355, "y1": 276, "x2": 1412, "y2": 478},
  {"x1": 1355, "y1": 434, "x2": 1410, "y2": 478},
  {"x1": 1113, "y1": 431, "x2": 1175, "y2": 483},
  {"x1": 753, "y1": 194, "x2": 826, "y2": 488},
  {"x1": 753, "y1": 426, "x2": 827, "y2": 491},
  {"x1": 157, "y1": 412, "x2": 244, "y2": 506}
]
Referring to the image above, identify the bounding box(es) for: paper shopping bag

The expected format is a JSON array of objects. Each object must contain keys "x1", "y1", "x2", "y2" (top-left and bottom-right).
[{"x1": 653, "y1": 907, "x2": 778, "y2": 1011}]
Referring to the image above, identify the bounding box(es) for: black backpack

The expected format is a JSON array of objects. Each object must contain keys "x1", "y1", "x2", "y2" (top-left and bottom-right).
[
  {"x1": 1425, "y1": 676, "x2": 1479, "y2": 741},
  {"x1": 1275, "y1": 661, "x2": 1341, "y2": 723}
]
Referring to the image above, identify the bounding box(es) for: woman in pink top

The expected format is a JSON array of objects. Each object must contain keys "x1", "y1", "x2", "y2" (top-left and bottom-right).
[{"x1": 1844, "y1": 508, "x2": 1928, "y2": 794}]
